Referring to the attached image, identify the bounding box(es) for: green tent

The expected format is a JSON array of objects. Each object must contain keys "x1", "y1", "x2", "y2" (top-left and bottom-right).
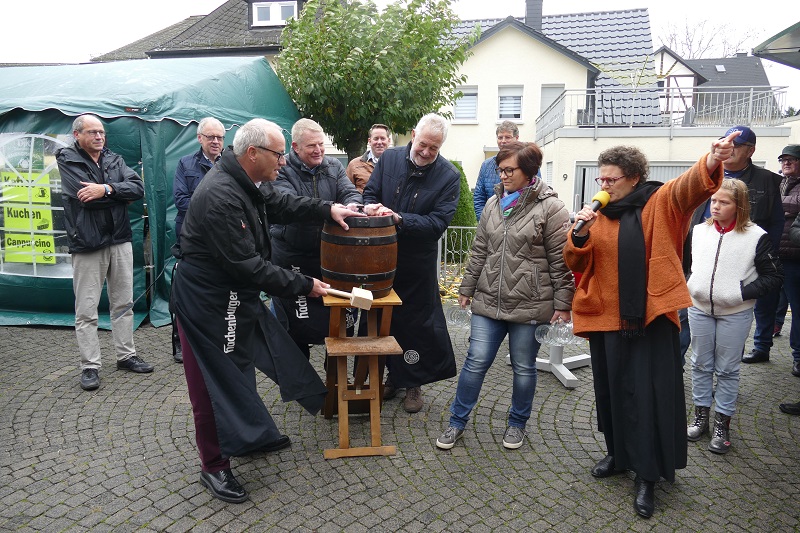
[{"x1": 0, "y1": 56, "x2": 300, "y2": 328}]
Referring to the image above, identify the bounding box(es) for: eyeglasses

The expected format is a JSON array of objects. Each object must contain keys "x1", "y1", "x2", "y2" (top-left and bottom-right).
[
  {"x1": 255, "y1": 145, "x2": 286, "y2": 162},
  {"x1": 82, "y1": 130, "x2": 105, "y2": 137},
  {"x1": 779, "y1": 157, "x2": 799, "y2": 164},
  {"x1": 496, "y1": 166, "x2": 520, "y2": 177},
  {"x1": 595, "y1": 176, "x2": 626, "y2": 186},
  {"x1": 200, "y1": 134, "x2": 225, "y2": 142}
]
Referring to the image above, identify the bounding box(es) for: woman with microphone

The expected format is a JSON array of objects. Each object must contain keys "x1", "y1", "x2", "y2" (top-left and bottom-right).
[{"x1": 563, "y1": 132, "x2": 738, "y2": 519}]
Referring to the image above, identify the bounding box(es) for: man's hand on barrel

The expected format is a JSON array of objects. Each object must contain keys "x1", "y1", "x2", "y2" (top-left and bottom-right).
[
  {"x1": 330, "y1": 203, "x2": 367, "y2": 231},
  {"x1": 363, "y1": 203, "x2": 394, "y2": 217}
]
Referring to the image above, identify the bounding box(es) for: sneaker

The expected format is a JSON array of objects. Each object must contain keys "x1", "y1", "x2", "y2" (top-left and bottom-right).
[
  {"x1": 117, "y1": 355, "x2": 154, "y2": 373},
  {"x1": 502, "y1": 426, "x2": 526, "y2": 449},
  {"x1": 773, "y1": 325, "x2": 783, "y2": 337},
  {"x1": 435, "y1": 426, "x2": 464, "y2": 449},
  {"x1": 403, "y1": 386, "x2": 423, "y2": 413},
  {"x1": 80, "y1": 368, "x2": 100, "y2": 391}
]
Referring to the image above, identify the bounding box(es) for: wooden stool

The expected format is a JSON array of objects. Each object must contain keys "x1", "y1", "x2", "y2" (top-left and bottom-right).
[
  {"x1": 323, "y1": 336, "x2": 403, "y2": 459},
  {"x1": 322, "y1": 289, "x2": 402, "y2": 419}
]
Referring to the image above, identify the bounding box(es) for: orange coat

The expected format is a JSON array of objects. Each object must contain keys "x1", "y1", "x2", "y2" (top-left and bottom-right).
[{"x1": 563, "y1": 155, "x2": 723, "y2": 337}]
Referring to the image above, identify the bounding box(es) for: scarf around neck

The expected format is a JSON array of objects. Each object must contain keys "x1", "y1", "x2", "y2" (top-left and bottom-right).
[
  {"x1": 601, "y1": 181, "x2": 662, "y2": 337},
  {"x1": 501, "y1": 180, "x2": 536, "y2": 218}
]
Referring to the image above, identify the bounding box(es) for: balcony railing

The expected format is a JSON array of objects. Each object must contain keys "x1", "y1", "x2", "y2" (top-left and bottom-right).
[{"x1": 535, "y1": 86, "x2": 788, "y2": 143}]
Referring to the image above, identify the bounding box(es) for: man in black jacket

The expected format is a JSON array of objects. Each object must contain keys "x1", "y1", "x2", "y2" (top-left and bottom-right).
[
  {"x1": 57, "y1": 114, "x2": 152, "y2": 392},
  {"x1": 718, "y1": 127, "x2": 784, "y2": 364},
  {"x1": 173, "y1": 118, "x2": 363, "y2": 503},
  {"x1": 363, "y1": 113, "x2": 460, "y2": 413},
  {"x1": 681, "y1": 126, "x2": 783, "y2": 366},
  {"x1": 170, "y1": 116, "x2": 225, "y2": 363},
  {"x1": 269, "y1": 118, "x2": 362, "y2": 358}
]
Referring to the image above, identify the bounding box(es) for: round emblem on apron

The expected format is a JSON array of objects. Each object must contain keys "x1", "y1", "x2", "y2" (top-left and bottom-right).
[{"x1": 404, "y1": 349, "x2": 420, "y2": 364}]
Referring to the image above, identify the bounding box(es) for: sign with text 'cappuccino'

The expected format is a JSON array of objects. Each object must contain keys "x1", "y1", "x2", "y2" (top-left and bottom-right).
[{"x1": 2, "y1": 171, "x2": 55, "y2": 264}]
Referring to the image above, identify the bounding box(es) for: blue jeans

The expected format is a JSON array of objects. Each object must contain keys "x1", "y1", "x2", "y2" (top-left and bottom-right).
[
  {"x1": 781, "y1": 258, "x2": 800, "y2": 363},
  {"x1": 752, "y1": 287, "x2": 781, "y2": 354},
  {"x1": 689, "y1": 306, "x2": 753, "y2": 416},
  {"x1": 449, "y1": 313, "x2": 540, "y2": 429}
]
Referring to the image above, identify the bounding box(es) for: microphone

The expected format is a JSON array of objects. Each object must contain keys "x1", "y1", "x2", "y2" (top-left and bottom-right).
[{"x1": 572, "y1": 191, "x2": 611, "y2": 235}]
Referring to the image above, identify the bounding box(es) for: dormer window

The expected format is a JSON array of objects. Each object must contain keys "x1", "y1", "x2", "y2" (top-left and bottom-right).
[{"x1": 251, "y1": 1, "x2": 297, "y2": 27}]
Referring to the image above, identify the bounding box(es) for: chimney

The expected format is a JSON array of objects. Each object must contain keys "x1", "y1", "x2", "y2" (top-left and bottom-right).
[{"x1": 525, "y1": 0, "x2": 543, "y2": 30}]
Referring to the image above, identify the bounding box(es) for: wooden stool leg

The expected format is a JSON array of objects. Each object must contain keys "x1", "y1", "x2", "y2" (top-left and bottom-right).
[
  {"x1": 368, "y1": 355, "x2": 382, "y2": 446},
  {"x1": 336, "y1": 357, "x2": 350, "y2": 449}
]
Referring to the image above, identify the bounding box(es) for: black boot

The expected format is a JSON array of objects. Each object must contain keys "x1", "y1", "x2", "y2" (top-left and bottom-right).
[
  {"x1": 172, "y1": 327, "x2": 183, "y2": 363},
  {"x1": 687, "y1": 405, "x2": 710, "y2": 442},
  {"x1": 708, "y1": 412, "x2": 732, "y2": 454},
  {"x1": 633, "y1": 475, "x2": 655, "y2": 518}
]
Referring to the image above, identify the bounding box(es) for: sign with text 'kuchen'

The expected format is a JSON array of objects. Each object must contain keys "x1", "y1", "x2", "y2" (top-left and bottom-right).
[{"x1": 2, "y1": 171, "x2": 55, "y2": 264}]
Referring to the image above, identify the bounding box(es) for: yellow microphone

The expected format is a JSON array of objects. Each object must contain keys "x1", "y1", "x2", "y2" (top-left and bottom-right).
[{"x1": 573, "y1": 191, "x2": 611, "y2": 234}]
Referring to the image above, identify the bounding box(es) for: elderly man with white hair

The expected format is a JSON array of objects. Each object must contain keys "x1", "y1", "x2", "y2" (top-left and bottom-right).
[
  {"x1": 363, "y1": 113, "x2": 461, "y2": 413},
  {"x1": 173, "y1": 118, "x2": 364, "y2": 504},
  {"x1": 170, "y1": 116, "x2": 226, "y2": 363}
]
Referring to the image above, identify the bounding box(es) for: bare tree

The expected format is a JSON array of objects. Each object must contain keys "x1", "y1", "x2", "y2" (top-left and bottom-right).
[{"x1": 656, "y1": 19, "x2": 759, "y2": 59}]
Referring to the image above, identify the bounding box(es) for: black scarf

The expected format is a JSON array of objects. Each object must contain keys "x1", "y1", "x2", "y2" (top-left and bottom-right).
[{"x1": 600, "y1": 181, "x2": 662, "y2": 337}]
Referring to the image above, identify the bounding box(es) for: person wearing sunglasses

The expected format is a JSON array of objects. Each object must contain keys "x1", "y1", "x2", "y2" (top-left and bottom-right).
[
  {"x1": 564, "y1": 132, "x2": 738, "y2": 518},
  {"x1": 269, "y1": 118, "x2": 363, "y2": 359},
  {"x1": 170, "y1": 117, "x2": 226, "y2": 363}
]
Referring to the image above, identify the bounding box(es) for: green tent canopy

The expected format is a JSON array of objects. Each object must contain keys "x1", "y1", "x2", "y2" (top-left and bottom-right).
[{"x1": 0, "y1": 56, "x2": 300, "y2": 328}]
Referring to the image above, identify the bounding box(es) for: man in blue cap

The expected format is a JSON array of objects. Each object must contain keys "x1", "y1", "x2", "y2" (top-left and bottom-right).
[
  {"x1": 682, "y1": 126, "x2": 783, "y2": 364},
  {"x1": 718, "y1": 127, "x2": 784, "y2": 365}
]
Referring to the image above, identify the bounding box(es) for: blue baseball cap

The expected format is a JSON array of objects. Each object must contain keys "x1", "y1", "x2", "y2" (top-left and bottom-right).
[{"x1": 723, "y1": 125, "x2": 756, "y2": 146}]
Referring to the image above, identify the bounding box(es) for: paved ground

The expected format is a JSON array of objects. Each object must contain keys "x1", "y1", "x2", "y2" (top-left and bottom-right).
[{"x1": 2, "y1": 309, "x2": 800, "y2": 532}]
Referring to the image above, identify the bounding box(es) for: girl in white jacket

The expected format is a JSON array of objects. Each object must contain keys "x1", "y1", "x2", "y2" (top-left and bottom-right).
[{"x1": 687, "y1": 178, "x2": 783, "y2": 454}]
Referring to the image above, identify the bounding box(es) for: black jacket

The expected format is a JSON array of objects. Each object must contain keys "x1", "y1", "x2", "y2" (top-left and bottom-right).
[
  {"x1": 362, "y1": 143, "x2": 460, "y2": 253},
  {"x1": 57, "y1": 143, "x2": 144, "y2": 254},
  {"x1": 269, "y1": 150, "x2": 361, "y2": 255},
  {"x1": 179, "y1": 149, "x2": 334, "y2": 298}
]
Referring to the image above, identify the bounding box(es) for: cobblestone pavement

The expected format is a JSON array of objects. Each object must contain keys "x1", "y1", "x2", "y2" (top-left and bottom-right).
[{"x1": 2, "y1": 310, "x2": 799, "y2": 532}]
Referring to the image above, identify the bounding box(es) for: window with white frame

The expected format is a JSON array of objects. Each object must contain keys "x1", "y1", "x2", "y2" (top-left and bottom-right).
[
  {"x1": 498, "y1": 86, "x2": 522, "y2": 120},
  {"x1": 252, "y1": 1, "x2": 297, "y2": 27},
  {"x1": 453, "y1": 87, "x2": 478, "y2": 121}
]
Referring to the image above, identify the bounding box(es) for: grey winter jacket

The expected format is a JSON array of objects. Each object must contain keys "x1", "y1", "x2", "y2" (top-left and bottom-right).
[
  {"x1": 269, "y1": 150, "x2": 362, "y2": 255},
  {"x1": 459, "y1": 179, "x2": 574, "y2": 324}
]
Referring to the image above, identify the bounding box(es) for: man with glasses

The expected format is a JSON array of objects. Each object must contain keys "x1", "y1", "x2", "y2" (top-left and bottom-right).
[
  {"x1": 773, "y1": 145, "x2": 800, "y2": 377},
  {"x1": 57, "y1": 114, "x2": 151, "y2": 391},
  {"x1": 173, "y1": 118, "x2": 364, "y2": 503},
  {"x1": 170, "y1": 117, "x2": 225, "y2": 363},
  {"x1": 473, "y1": 121, "x2": 519, "y2": 221},
  {"x1": 269, "y1": 118, "x2": 362, "y2": 359}
]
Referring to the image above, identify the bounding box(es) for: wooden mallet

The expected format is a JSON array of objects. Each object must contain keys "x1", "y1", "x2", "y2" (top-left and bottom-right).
[{"x1": 325, "y1": 287, "x2": 373, "y2": 310}]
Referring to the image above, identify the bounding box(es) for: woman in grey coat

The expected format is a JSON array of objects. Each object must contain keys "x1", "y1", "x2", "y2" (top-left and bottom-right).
[{"x1": 435, "y1": 141, "x2": 574, "y2": 450}]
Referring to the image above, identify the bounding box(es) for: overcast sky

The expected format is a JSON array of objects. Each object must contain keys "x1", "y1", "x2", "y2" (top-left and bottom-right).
[{"x1": 3, "y1": 0, "x2": 797, "y2": 107}]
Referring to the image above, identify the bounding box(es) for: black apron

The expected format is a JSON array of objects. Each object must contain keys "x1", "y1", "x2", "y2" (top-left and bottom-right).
[
  {"x1": 173, "y1": 259, "x2": 327, "y2": 458},
  {"x1": 387, "y1": 241, "x2": 457, "y2": 388}
]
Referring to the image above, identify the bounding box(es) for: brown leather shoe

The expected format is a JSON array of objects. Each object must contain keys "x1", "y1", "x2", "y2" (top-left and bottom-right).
[{"x1": 403, "y1": 386, "x2": 423, "y2": 413}]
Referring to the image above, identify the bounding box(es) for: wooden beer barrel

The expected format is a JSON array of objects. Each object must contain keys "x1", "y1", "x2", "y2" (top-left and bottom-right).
[{"x1": 320, "y1": 215, "x2": 397, "y2": 298}]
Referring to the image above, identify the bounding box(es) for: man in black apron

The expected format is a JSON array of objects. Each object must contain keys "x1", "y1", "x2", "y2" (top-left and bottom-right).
[
  {"x1": 173, "y1": 118, "x2": 364, "y2": 503},
  {"x1": 362, "y1": 113, "x2": 460, "y2": 413}
]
